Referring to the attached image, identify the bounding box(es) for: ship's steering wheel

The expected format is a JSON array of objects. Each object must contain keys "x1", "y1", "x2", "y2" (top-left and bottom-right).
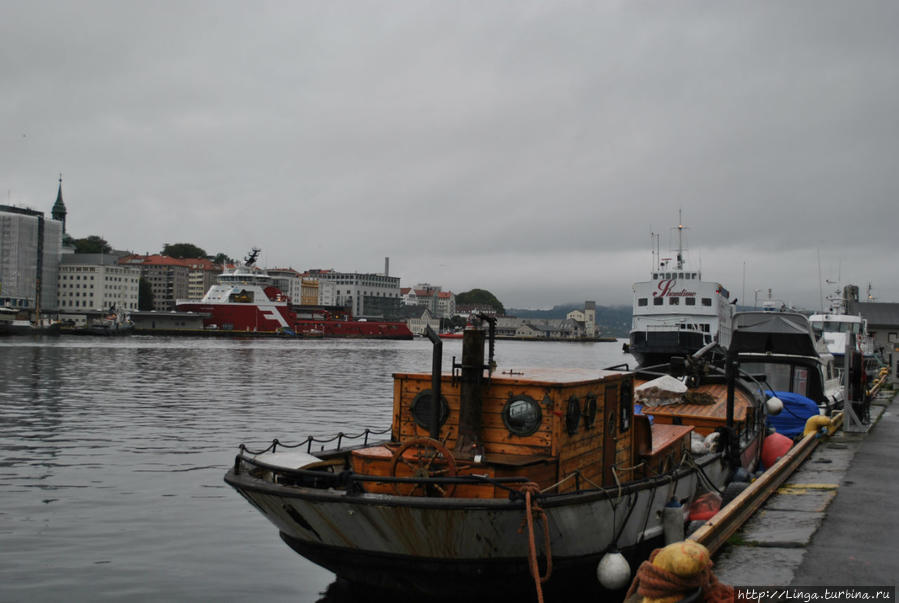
[{"x1": 389, "y1": 437, "x2": 458, "y2": 497}]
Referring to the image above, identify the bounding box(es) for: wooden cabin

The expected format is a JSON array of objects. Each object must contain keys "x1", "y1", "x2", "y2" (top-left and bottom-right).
[{"x1": 351, "y1": 366, "x2": 694, "y2": 498}]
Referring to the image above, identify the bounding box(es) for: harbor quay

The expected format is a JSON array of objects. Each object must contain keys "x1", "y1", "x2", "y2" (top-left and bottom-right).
[{"x1": 713, "y1": 389, "x2": 898, "y2": 593}]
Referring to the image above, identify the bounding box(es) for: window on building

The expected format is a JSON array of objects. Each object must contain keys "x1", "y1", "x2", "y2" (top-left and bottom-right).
[{"x1": 701, "y1": 298, "x2": 712, "y2": 306}]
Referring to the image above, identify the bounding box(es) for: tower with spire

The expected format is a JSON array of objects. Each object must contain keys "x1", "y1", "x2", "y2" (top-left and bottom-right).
[{"x1": 51, "y1": 174, "x2": 66, "y2": 233}]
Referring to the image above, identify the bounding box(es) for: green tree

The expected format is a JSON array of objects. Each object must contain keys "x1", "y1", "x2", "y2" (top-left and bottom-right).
[
  {"x1": 73, "y1": 235, "x2": 112, "y2": 254},
  {"x1": 455, "y1": 289, "x2": 505, "y2": 316},
  {"x1": 212, "y1": 252, "x2": 233, "y2": 265},
  {"x1": 162, "y1": 242, "x2": 207, "y2": 259},
  {"x1": 138, "y1": 277, "x2": 154, "y2": 310}
]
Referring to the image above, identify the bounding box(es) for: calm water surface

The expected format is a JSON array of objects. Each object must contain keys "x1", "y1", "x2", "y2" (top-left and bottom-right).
[{"x1": 0, "y1": 336, "x2": 633, "y2": 602}]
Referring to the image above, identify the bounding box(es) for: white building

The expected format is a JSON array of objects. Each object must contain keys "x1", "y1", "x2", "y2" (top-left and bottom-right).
[
  {"x1": 267, "y1": 268, "x2": 304, "y2": 303},
  {"x1": 306, "y1": 269, "x2": 401, "y2": 318},
  {"x1": 566, "y1": 301, "x2": 597, "y2": 337},
  {"x1": 58, "y1": 254, "x2": 141, "y2": 314},
  {"x1": 0, "y1": 204, "x2": 63, "y2": 311}
]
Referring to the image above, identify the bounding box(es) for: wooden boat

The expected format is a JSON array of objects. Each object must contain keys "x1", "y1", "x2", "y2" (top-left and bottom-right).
[{"x1": 225, "y1": 318, "x2": 766, "y2": 599}]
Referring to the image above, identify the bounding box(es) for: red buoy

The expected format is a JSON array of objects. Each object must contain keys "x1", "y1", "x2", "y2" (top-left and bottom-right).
[{"x1": 761, "y1": 432, "x2": 793, "y2": 468}]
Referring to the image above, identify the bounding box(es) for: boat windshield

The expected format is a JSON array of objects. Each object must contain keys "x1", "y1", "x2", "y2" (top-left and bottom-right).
[
  {"x1": 811, "y1": 321, "x2": 861, "y2": 335},
  {"x1": 742, "y1": 361, "x2": 809, "y2": 397}
]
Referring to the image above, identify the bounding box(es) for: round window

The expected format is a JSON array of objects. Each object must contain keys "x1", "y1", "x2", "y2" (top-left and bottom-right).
[
  {"x1": 410, "y1": 390, "x2": 450, "y2": 429},
  {"x1": 502, "y1": 395, "x2": 542, "y2": 437}
]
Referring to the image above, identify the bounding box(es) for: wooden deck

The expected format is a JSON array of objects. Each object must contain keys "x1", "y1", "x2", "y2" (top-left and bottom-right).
[{"x1": 638, "y1": 382, "x2": 755, "y2": 436}]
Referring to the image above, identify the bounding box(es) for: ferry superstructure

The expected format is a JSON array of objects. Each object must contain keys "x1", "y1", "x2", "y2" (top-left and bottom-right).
[{"x1": 627, "y1": 219, "x2": 734, "y2": 368}]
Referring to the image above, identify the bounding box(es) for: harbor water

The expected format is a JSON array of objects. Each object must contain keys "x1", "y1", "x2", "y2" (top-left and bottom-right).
[{"x1": 0, "y1": 336, "x2": 632, "y2": 602}]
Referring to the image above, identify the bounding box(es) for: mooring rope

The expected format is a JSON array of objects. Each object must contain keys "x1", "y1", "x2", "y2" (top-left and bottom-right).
[{"x1": 519, "y1": 482, "x2": 552, "y2": 603}]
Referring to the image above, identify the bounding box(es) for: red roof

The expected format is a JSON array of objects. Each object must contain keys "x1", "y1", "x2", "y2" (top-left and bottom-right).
[{"x1": 118, "y1": 254, "x2": 219, "y2": 270}]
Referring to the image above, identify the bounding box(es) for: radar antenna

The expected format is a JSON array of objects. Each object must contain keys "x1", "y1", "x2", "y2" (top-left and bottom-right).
[{"x1": 244, "y1": 247, "x2": 261, "y2": 267}]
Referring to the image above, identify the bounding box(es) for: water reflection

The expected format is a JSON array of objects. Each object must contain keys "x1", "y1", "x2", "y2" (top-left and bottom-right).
[{"x1": 0, "y1": 335, "x2": 631, "y2": 601}]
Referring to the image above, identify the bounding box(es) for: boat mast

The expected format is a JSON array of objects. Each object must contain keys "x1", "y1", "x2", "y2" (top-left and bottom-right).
[{"x1": 676, "y1": 209, "x2": 685, "y2": 271}]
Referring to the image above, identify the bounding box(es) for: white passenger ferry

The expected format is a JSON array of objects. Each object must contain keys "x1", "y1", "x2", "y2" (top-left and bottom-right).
[{"x1": 627, "y1": 219, "x2": 734, "y2": 368}]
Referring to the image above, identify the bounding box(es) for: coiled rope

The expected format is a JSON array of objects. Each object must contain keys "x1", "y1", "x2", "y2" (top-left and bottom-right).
[{"x1": 519, "y1": 482, "x2": 552, "y2": 603}]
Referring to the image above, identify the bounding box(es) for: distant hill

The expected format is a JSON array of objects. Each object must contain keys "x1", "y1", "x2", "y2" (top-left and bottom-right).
[{"x1": 507, "y1": 303, "x2": 632, "y2": 338}]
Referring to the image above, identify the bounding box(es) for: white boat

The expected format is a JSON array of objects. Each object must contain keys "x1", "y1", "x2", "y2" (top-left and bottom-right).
[
  {"x1": 627, "y1": 217, "x2": 734, "y2": 368},
  {"x1": 809, "y1": 286, "x2": 874, "y2": 359}
]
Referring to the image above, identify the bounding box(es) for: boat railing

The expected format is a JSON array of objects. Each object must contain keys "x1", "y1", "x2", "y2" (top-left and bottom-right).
[
  {"x1": 232, "y1": 452, "x2": 532, "y2": 496},
  {"x1": 239, "y1": 427, "x2": 393, "y2": 457}
]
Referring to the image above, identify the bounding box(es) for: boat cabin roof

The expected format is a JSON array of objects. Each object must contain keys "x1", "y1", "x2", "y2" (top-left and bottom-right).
[{"x1": 392, "y1": 367, "x2": 625, "y2": 386}]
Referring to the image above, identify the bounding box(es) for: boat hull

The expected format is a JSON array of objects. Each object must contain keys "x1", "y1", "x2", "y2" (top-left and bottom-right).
[
  {"x1": 628, "y1": 329, "x2": 709, "y2": 367},
  {"x1": 225, "y1": 454, "x2": 729, "y2": 597}
]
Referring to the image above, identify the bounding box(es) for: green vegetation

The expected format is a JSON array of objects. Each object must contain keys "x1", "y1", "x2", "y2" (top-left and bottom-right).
[
  {"x1": 72, "y1": 235, "x2": 112, "y2": 254},
  {"x1": 455, "y1": 289, "x2": 505, "y2": 316},
  {"x1": 162, "y1": 243, "x2": 207, "y2": 259},
  {"x1": 138, "y1": 277, "x2": 154, "y2": 310}
]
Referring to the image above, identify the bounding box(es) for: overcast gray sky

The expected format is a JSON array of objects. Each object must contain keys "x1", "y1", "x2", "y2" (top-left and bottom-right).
[{"x1": 3, "y1": 2, "x2": 897, "y2": 309}]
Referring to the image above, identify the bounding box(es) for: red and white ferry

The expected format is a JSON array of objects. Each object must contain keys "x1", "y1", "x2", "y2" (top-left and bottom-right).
[{"x1": 176, "y1": 253, "x2": 412, "y2": 339}]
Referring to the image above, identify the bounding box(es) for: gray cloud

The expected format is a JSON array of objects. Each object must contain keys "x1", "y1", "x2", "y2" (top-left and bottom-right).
[{"x1": 2, "y1": 1, "x2": 897, "y2": 309}]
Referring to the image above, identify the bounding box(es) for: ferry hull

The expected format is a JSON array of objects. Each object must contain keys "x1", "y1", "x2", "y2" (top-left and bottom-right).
[{"x1": 628, "y1": 330, "x2": 709, "y2": 367}]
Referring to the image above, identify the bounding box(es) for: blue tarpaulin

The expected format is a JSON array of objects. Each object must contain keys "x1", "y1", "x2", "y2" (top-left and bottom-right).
[{"x1": 765, "y1": 390, "x2": 820, "y2": 438}]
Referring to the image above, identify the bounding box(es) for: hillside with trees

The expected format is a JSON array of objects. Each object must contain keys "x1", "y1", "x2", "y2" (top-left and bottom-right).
[{"x1": 455, "y1": 289, "x2": 505, "y2": 315}]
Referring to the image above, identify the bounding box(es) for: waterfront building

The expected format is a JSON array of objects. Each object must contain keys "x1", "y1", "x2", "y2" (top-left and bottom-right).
[
  {"x1": 184, "y1": 258, "x2": 221, "y2": 300},
  {"x1": 267, "y1": 268, "x2": 303, "y2": 303},
  {"x1": 119, "y1": 255, "x2": 190, "y2": 311},
  {"x1": 566, "y1": 301, "x2": 597, "y2": 337},
  {"x1": 305, "y1": 269, "x2": 401, "y2": 319},
  {"x1": 0, "y1": 203, "x2": 63, "y2": 312},
  {"x1": 402, "y1": 284, "x2": 457, "y2": 319},
  {"x1": 58, "y1": 254, "x2": 140, "y2": 316},
  {"x1": 399, "y1": 306, "x2": 440, "y2": 336},
  {"x1": 847, "y1": 299, "x2": 899, "y2": 383}
]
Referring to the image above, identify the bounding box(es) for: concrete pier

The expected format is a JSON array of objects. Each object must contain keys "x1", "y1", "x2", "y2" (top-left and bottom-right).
[{"x1": 714, "y1": 390, "x2": 897, "y2": 587}]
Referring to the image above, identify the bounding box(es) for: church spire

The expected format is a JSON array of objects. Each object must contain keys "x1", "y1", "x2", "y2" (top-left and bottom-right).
[{"x1": 51, "y1": 173, "x2": 67, "y2": 233}]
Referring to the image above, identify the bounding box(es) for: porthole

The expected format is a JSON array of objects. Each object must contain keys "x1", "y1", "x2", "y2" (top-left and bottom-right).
[
  {"x1": 410, "y1": 390, "x2": 449, "y2": 429},
  {"x1": 583, "y1": 395, "x2": 598, "y2": 429},
  {"x1": 566, "y1": 396, "x2": 581, "y2": 435},
  {"x1": 502, "y1": 395, "x2": 542, "y2": 437}
]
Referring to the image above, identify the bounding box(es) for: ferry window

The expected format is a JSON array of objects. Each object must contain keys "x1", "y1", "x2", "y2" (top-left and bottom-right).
[
  {"x1": 652, "y1": 273, "x2": 658, "y2": 279},
  {"x1": 685, "y1": 297, "x2": 696, "y2": 306},
  {"x1": 702, "y1": 324, "x2": 710, "y2": 332},
  {"x1": 669, "y1": 297, "x2": 679, "y2": 305},
  {"x1": 502, "y1": 395, "x2": 542, "y2": 437},
  {"x1": 653, "y1": 297, "x2": 664, "y2": 306},
  {"x1": 410, "y1": 390, "x2": 450, "y2": 429},
  {"x1": 638, "y1": 298, "x2": 648, "y2": 307},
  {"x1": 701, "y1": 298, "x2": 712, "y2": 306}
]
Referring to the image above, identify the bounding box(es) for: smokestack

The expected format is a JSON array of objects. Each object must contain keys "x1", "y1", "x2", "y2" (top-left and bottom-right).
[{"x1": 384, "y1": 257, "x2": 389, "y2": 276}]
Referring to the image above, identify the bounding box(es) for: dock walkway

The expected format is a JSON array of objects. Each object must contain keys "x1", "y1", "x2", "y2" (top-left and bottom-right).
[{"x1": 713, "y1": 390, "x2": 897, "y2": 588}]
